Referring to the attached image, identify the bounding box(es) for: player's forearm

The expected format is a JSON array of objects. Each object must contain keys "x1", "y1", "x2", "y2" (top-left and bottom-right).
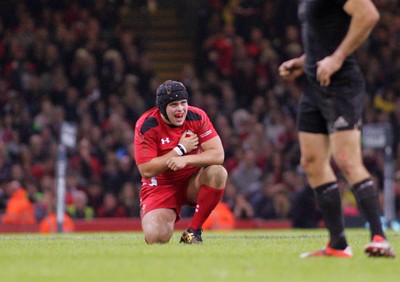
[
  {"x1": 334, "y1": 0, "x2": 379, "y2": 61},
  {"x1": 182, "y1": 148, "x2": 225, "y2": 167},
  {"x1": 137, "y1": 150, "x2": 181, "y2": 178}
]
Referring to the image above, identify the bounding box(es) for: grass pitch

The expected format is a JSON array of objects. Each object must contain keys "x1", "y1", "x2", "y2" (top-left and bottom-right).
[{"x1": 0, "y1": 229, "x2": 398, "y2": 282}]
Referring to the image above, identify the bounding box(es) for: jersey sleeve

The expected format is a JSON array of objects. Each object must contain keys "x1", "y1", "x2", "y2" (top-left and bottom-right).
[
  {"x1": 196, "y1": 109, "x2": 219, "y2": 143},
  {"x1": 134, "y1": 118, "x2": 159, "y2": 165}
]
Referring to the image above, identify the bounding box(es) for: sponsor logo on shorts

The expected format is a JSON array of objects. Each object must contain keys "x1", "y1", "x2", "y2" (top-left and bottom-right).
[{"x1": 333, "y1": 116, "x2": 349, "y2": 129}]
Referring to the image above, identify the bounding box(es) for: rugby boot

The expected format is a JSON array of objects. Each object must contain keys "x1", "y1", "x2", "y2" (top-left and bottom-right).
[
  {"x1": 364, "y1": 235, "x2": 396, "y2": 258},
  {"x1": 300, "y1": 243, "x2": 353, "y2": 258},
  {"x1": 179, "y1": 228, "x2": 203, "y2": 244}
]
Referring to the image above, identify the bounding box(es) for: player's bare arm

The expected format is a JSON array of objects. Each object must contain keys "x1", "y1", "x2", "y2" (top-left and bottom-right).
[
  {"x1": 166, "y1": 136, "x2": 224, "y2": 171},
  {"x1": 137, "y1": 132, "x2": 199, "y2": 178},
  {"x1": 278, "y1": 54, "x2": 305, "y2": 81},
  {"x1": 316, "y1": 0, "x2": 379, "y2": 86}
]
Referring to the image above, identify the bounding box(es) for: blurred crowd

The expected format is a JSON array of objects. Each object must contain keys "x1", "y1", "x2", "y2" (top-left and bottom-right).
[{"x1": 1, "y1": 0, "x2": 400, "y2": 228}]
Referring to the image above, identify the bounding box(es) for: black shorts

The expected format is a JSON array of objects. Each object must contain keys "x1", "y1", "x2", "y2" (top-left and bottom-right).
[{"x1": 297, "y1": 77, "x2": 365, "y2": 134}]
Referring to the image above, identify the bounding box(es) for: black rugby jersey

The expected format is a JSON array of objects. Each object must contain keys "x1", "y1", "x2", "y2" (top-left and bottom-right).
[{"x1": 299, "y1": 0, "x2": 362, "y2": 85}]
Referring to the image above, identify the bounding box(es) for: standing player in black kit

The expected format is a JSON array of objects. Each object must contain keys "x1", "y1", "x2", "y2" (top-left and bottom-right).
[{"x1": 279, "y1": 0, "x2": 395, "y2": 258}]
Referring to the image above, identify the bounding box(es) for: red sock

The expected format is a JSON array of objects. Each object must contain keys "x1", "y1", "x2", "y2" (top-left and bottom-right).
[{"x1": 189, "y1": 185, "x2": 224, "y2": 230}]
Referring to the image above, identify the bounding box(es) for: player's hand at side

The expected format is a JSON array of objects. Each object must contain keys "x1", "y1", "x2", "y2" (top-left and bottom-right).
[
  {"x1": 316, "y1": 55, "x2": 343, "y2": 87},
  {"x1": 278, "y1": 57, "x2": 304, "y2": 81},
  {"x1": 178, "y1": 131, "x2": 199, "y2": 154}
]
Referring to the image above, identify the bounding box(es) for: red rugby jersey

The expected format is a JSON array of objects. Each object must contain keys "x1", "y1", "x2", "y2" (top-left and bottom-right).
[{"x1": 134, "y1": 106, "x2": 218, "y2": 185}]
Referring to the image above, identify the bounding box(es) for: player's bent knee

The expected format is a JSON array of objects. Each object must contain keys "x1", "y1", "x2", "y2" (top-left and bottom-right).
[
  {"x1": 142, "y1": 209, "x2": 175, "y2": 244},
  {"x1": 203, "y1": 165, "x2": 228, "y2": 187},
  {"x1": 143, "y1": 225, "x2": 173, "y2": 244},
  {"x1": 144, "y1": 233, "x2": 172, "y2": 244}
]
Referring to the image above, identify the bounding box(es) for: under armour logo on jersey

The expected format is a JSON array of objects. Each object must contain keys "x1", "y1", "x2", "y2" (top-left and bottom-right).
[{"x1": 161, "y1": 137, "x2": 170, "y2": 144}]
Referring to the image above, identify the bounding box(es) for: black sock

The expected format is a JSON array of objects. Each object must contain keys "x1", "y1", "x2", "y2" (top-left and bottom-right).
[
  {"x1": 351, "y1": 178, "x2": 384, "y2": 240},
  {"x1": 314, "y1": 182, "x2": 348, "y2": 250}
]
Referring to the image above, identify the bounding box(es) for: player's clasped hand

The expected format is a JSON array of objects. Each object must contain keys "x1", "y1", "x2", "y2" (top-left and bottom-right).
[
  {"x1": 167, "y1": 131, "x2": 199, "y2": 171},
  {"x1": 166, "y1": 157, "x2": 186, "y2": 171},
  {"x1": 178, "y1": 131, "x2": 199, "y2": 153}
]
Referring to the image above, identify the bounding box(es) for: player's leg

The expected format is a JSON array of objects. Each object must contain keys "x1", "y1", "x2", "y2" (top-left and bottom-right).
[
  {"x1": 330, "y1": 130, "x2": 395, "y2": 257},
  {"x1": 298, "y1": 132, "x2": 336, "y2": 187},
  {"x1": 141, "y1": 208, "x2": 176, "y2": 244},
  {"x1": 299, "y1": 131, "x2": 350, "y2": 257},
  {"x1": 180, "y1": 165, "x2": 227, "y2": 244},
  {"x1": 330, "y1": 129, "x2": 370, "y2": 183},
  {"x1": 296, "y1": 85, "x2": 351, "y2": 257}
]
